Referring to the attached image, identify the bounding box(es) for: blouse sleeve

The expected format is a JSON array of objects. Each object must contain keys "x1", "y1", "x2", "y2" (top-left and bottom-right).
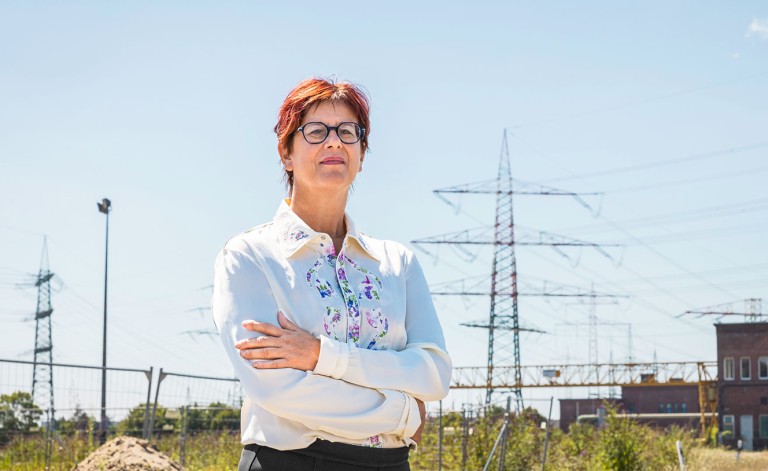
[
  {"x1": 212, "y1": 243, "x2": 422, "y2": 441},
  {"x1": 312, "y1": 249, "x2": 452, "y2": 401}
]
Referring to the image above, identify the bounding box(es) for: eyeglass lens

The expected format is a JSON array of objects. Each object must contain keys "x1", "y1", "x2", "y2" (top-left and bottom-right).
[{"x1": 301, "y1": 122, "x2": 361, "y2": 144}]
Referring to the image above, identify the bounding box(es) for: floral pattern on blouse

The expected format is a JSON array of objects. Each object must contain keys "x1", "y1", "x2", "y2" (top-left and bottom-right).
[
  {"x1": 323, "y1": 307, "x2": 343, "y2": 341},
  {"x1": 305, "y1": 242, "x2": 389, "y2": 448},
  {"x1": 358, "y1": 276, "x2": 381, "y2": 301},
  {"x1": 361, "y1": 434, "x2": 383, "y2": 448},
  {"x1": 343, "y1": 255, "x2": 382, "y2": 294},
  {"x1": 306, "y1": 243, "x2": 338, "y2": 299},
  {"x1": 289, "y1": 229, "x2": 310, "y2": 241},
  {"x1": 363, "y1": 308, "x2": 389, "y2": 350}
]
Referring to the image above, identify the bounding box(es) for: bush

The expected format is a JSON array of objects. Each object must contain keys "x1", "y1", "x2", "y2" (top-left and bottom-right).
[
  {"x1": 594, "y1": 406, "x2": 643, "y2": 471},
  {"x1": 0, "y1": 391, "x2": 43, "y2": 446}
]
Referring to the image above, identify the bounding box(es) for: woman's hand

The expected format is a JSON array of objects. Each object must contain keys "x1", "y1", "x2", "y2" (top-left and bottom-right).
[
  {"x1": 235, "y1": 311, "x2": 321, "y2": 371},
  {"x1": 411, "y1": 399, "x2": 426, "y2": 444}
]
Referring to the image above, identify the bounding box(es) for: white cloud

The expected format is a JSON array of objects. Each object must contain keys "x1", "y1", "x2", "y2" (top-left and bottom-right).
[{"x1": 746, "y1": 18, "x2": 768, "y2": 39}]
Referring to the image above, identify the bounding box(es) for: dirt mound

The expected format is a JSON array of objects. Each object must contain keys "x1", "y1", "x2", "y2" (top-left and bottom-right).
[{"x1": 76, "y1": 436, "x2": 182, "y2": 471}]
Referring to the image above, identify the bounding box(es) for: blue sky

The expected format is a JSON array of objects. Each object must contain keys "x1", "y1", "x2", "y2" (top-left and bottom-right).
[{"x1": 1, "y1": 2, "x2": 767, "y2": 416}]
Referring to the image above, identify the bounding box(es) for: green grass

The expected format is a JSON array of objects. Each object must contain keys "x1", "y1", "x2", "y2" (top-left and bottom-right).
[{"x1": 1, "y1": 411, "x2": 764, "y2": 471}]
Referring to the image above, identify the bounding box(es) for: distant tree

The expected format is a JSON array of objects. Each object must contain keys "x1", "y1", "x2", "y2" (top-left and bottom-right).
[
  {"x1": 205, "y1": 402, "x2": 239, "y2": 431},
  {"x1": 117, "y1": 403, "x2": 167, "y2": 437},
  {"x1": 181, "y1": 402, "x2": 239, "y2": 432},
  {"x1": 0, "y1": 391, "x2": 43, "y2": 445},
  {"x1": 178, "y1": 403, "x2": 203, "y2": 433},
  {"x1": 56, "y1": 405, "x2": 93, "y2": 436}
]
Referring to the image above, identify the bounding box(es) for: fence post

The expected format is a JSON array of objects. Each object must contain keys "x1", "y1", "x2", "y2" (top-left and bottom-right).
[
  {"x1": 438, "y1": 400, "x2": 443, "y2": 471},
  {"x1": 497, "y1": 396, "x2": 511, "y2": 471},
  {"x1": 676, "y1": 440, "x2": 686, "y2": 471},
  {"x1": 142, "y1": 367, "x2": 154, "y2": 439},
  {"x1": 461, "y1": 408, "x2": 469, "y2": 471},
  {"x1": 44, "y1": 408, "x2": 52, "y2": 471},
  {"x1": 483, "y1": 397, "x2": 511, "y2": 471},
  {"x1": 179, "y1": 405, "x2": 189, "y2": 467},
  {"x1": 541, "y1": 397, "x2": 554, "y2": 471},
  {"x1": 148, "y1": 368, "x2": 167, "y2": 440}
]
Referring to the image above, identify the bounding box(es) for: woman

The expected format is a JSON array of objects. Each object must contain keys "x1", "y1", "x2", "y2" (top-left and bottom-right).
[{"x1": 212, "y1": 77, "x2": 452, "y2": 471}]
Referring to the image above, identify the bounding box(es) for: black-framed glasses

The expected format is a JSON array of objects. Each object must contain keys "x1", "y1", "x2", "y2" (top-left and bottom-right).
[{"x1": 295, "y1": 122, "x2": 365, "y2": 144}]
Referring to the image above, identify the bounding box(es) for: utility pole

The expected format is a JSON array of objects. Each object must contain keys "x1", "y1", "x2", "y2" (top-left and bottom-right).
[
  {"x1": 413, "y1": 130, "x2": 617, "y2": 408},
  {"x1": 31, "y1": 237, "x2": 55, "y2": 469},
  {"x1": 97, "y1": 198, "x2": 111, "y2": 444}
]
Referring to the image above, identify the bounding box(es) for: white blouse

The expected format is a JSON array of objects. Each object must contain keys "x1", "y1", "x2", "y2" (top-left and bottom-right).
[{"x1": 212, "y1": 200, "x2": 452, "y2": 451}]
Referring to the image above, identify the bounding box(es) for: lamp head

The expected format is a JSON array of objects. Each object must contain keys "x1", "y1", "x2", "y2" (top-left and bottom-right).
[{"x1": 97, "y1": 198, "x2": 111, "y2": 214}]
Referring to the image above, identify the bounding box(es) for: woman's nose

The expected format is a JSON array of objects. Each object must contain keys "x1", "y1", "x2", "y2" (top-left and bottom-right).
[{"x1": 324, "y1": 129, "x2": 343, "y2": 147}]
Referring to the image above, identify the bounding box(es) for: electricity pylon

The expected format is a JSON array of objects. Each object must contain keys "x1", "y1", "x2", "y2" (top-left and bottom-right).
[
  {"x1": 413, "y1": 131, "x2": 618, "y2": 409},
  {"x1": 31, "y1": 237, "x2": 55, "y2": 469}
]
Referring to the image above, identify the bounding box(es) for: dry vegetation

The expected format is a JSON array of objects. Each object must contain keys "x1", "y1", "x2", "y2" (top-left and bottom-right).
[
  {"x1": 3, "y1": 406, "x2": 768, "y2": 470},
  {"x1": 686, "y1": 447, "x2": 768, "y2": 471}
]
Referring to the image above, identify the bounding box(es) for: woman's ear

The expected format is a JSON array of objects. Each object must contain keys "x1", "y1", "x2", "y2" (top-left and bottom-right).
[{"x1": 278, "y1": 143, "x2": 293, "y2": 171}]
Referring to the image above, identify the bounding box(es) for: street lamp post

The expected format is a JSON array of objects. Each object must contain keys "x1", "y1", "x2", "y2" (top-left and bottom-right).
[{"x1": 97, "y1": 198, "x2": 111, "y2": 444}]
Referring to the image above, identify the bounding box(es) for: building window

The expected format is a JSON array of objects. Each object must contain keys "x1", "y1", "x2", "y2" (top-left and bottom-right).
[
  {"x1": 658, "y1": 403, "x2": 664, "y2": 413},
  {"x1": 761, "y1": 416, "x2": 768, "y2": 439},
  {"x1": 723, "y1": 415, "x2": 735, "y2": 435},
  {"x1": 741, "y1": 357, "x2": 752, "y2": 380},
  {"x1": 666, "y1": 403, "x2": 672, "y2": 413},
  {"x1": 681, "y1": 403, "x2": 687, "y2": 413},
  {"x1": 724, "y1": 357, "x2": 735, "y2": 380},
  {"x1": 760, "y1": 357, "x2": 768, "y2": 380},
  {"x1": 673, "y1": 403, "x2": 679, "y2": 413}
]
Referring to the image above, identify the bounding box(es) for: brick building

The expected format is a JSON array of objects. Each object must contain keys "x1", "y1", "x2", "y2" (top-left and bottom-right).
[
  {"x1": 716, "y1": 322, "x2": 768, "y2": 451},
  {"x1": 559, "y1": 398, "x2": 616, "y2": 431},
  {"x1": 557, "y1": 321, "x2": 768, "y2": 451},
  {"x1": 559, "y1": 384, "x2": 700, "y2": 432}
]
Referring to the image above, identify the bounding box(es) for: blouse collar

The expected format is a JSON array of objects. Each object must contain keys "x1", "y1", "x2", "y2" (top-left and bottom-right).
[{"x1": 273, "y1": 199, "x2": 379, "y2": 261}]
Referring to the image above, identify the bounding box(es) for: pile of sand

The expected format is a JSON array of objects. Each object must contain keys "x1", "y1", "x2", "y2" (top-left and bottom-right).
[{"x1": 76, "y1": 436, "x2": 182, "y2": 471}]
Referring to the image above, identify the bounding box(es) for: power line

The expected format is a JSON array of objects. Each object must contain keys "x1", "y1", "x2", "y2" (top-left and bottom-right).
[
  {"x1": 555, "y1": 197, "x2": 768, "y2": 236},
  {"x1": 602, "y1": 163, "x2": 768, "y2": 195},
  {"x1": 540, "y1": 141, "x2": 768, "y2": 183},
  {"x1": 509, "y1": 72, "x2": 768, "y2": 130},
  {"x1": 682, "y1": 298, "x2": 766, "y2": 323}
]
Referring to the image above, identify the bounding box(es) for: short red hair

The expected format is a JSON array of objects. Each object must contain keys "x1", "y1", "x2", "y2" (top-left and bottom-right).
[{"x1": 274, "y1": 77, "x2": 371, "y2": 192}]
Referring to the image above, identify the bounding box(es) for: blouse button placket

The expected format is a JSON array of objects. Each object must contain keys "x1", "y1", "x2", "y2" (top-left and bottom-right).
[{"x1": 335, "y1": 247, "x2": 361, "y2": 347}]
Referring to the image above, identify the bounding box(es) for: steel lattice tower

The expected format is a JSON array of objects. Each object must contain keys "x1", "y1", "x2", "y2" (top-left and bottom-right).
[
  {"x1": 487, "y1": 131, "x2": 520, "y2": 407},
  {"x1": 413, "y1": 130, "x2": 617, "y2": 409},
  {"x1": 31, "y1": 237, "x2": 55, "y2": 454}
]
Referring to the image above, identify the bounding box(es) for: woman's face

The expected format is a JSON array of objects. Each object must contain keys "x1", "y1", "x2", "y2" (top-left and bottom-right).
[{"x1": 280, "y1": 100, "x2": 363, "y2": 197}]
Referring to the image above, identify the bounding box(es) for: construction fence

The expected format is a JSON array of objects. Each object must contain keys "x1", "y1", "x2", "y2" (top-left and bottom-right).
[
  {"x1": 2, "y1": 358, "x2": 506, "y2": 470},
  {"x1": 0, "y1": 358, "x2": 245, "y2": 469},
  {"x1": 1, "y1": 357, "x2": 538, "y2": 470}
]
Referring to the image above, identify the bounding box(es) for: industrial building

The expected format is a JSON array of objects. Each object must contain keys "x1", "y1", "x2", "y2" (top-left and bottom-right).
[
  {"x1": 559, "y1": 383, "x2": 703, "y2": 432},
  {"x1": 716, "y1": 322, "x2": 768, "y2": 451},
  {"x1": 560, "y1": 321, "x2": 768, "y2": 451}
]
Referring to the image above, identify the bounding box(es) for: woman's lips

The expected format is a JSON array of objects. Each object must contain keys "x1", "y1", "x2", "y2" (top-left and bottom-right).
[{"x1": 320, "y1": 157, "x2": 345, "y2": 165}]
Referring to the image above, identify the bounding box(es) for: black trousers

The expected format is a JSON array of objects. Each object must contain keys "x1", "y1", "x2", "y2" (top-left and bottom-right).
[{"x1": 238, "y1": 440, "x2": 410, "y2": 471}]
